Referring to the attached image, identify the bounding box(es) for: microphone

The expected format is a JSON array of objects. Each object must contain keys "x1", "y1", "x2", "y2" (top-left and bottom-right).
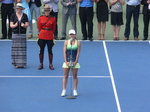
[
  {"x1": 70, "y1": 38, "x2": 73, "y2": 45},
  {"x1": 68, "y1": 38, "x2": 74, "y2": 67}
]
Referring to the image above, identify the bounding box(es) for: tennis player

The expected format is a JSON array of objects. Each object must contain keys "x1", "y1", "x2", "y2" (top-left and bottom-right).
[{"x1": 61, "y1": 29, "x2": 81, "y2": 97}]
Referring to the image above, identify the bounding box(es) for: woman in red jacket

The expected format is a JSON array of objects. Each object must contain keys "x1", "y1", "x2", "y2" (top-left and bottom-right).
[{"x1": 37, "y1": 4, "x2": 56, "y2": 70}]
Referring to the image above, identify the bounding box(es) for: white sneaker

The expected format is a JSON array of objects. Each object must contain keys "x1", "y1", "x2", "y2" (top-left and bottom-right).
[
  {"x1": 61, "y1": 90, "x2": 66, "y2": 97},
  {"x1": 73, "y1": 90, "x2": 78, "y2": 96}
]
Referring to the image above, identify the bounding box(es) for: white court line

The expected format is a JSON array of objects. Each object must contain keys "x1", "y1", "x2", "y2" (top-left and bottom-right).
[
  {"x1": 103, "y1": 41, "x2": 122, "y2": 112},
  {"x1": 0, "y1": 76, "x2": 110, "y2": 78}
]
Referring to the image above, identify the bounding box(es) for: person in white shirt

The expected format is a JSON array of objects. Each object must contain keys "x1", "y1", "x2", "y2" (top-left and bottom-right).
[{"x1": 124, "y1": 0, "x2": 142, "y2": 40}]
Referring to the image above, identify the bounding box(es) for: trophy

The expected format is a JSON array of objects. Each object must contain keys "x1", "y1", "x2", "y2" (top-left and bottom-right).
[{"x1": 68, "y1": 55, "x2": 74, "y2": 67}]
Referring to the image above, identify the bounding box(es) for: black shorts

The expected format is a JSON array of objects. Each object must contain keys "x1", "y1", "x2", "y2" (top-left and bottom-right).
[
  {"x1": 111, "y1": 12, "x2": 123, "y2": 25},
  {"x1": 37, "y1": 39, "x2": 54, "y2": 54}
]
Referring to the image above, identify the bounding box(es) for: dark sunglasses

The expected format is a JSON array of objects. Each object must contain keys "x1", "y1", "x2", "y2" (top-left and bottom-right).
[
  {"x1": 70, "y1": 34, "x2": 75, "y2": 35},
  {"x1": 44, "y1": 10, "x2": 50, "y2": 12}
]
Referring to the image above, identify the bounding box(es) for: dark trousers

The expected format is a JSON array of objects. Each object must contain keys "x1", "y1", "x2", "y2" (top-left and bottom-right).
[
  {"x1": 124, "y1": 5, "x2": 140, "y2": 38},
  {"x1": 37, "y1": 39, "x2": 54, "y2": 54},
  {"x1": 50, "y1": 10, "x2": 58, "y2": 37},
  {"x1": 1, "y1": 3, "x2": 14, "y2": 38},
  {"x1": 143, "y1": 10, "x2": 150, "y2": 39},
  {"x1": 79, "y1": 7, "x2": 94, "y2": 39}
]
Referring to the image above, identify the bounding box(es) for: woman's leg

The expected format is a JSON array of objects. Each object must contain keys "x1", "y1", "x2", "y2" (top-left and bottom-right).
[
  {"x1": 112, "y1": 25, "x2": 115, "y2": 36},
  {"x1": 62, "y1": 68, "x2": 70, "y2": 90},
  {"x1": 61, "y1": 68, "x2": 70, "y2": 96},
  {"x1": 98, "y1": 22, "x2": 101, "y2": 39},
  {"x1": 116, "y1": 25, "x2": 121, "y2": 38},
  {"x1": 101, "y1": 22, "x2": 106, "y2": 40},
  {"x1": 72, "y1": 68, "x2": 78, "y2": 96},
  {"x1": 112, "y1": 25, "x2": 117, "y2": 38},
  {"x1": 72, "y1": 68, "x2": 78, "y2": 90}
]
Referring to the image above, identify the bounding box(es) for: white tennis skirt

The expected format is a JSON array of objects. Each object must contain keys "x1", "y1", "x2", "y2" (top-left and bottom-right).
[{"x1": 62, "y1": 62, "x2": 80, "y2": 68}]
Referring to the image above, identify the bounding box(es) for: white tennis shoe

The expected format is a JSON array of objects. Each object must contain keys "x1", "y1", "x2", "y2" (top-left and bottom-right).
[
  {"x1": 73, "y1": 90, "x2": 78, "y2": 96},
  {"x1": 61, "y1": 90, "x2": 66, "y2": 97}
]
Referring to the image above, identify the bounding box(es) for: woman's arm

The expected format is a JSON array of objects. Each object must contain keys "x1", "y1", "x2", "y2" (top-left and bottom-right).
[
  {"x1": 119, "y1": 0, "x2": 125, "y2": 5},
  {"x1": 10, "y1": 22, "x2": 18, "y2": 28},
  {"x1": 15, "y1": 0, "x2": 21, "y2": 3},
  {"x1": 110, "y1": 0, "x2": 118, "y2": 6},
  {"x1": 105, "y1": 0, "x2": 109, "y2": 3},
  {"x1": 26, "y1": 0, "x2": 30, "y2": 3},
  {"x1": 77, "y1": 0, "x2": 82, "y2": 3},
  {"x1": 74, "y1": 41, "x2": 81, "y2": 63},
  {"x1": 21, "y1": 22, "x2": 29, "y2": 28},
  {"x1": 63, "y1": 41, "x2": 68, "y2": 63}
]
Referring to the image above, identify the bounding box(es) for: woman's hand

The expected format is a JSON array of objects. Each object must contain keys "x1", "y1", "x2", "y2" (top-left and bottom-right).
[
  {"x1": 10, "y1": 22, "x2": 18, "y2": 28},
  {"x1": 65, "y1": 62, "x2": 69, "y2": 66},
  {"x1": 21, "y1": 23, "x2": 25, "y2": 27},
  {"x1": 21, "y1": 22, "x2": 28, "y2": 28},
  {"x1": 14, "y1": 22, "x2": 18, "y2": 27},
  {"x1": 73, "y1": 61, "x2": 77, "y2": 66}
]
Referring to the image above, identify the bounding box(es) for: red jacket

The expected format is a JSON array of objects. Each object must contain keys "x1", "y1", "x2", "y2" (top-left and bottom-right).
[{"x1": 38, "y1": 15, "x2": 56, "y2": 40}]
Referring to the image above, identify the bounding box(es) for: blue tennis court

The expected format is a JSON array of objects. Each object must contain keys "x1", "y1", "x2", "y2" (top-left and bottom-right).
[{"x1": 0, "y1": 40, "x2": 150, "y2": 112}]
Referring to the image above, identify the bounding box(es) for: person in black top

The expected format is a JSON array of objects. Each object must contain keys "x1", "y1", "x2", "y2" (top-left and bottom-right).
[
  {"x1": 0, "y1": 0, "x2": 14, "y2": 39},
  {"x1": 141, "y1": 0, "x2": 150, "y2": 40},
  {"x1": 95, "y1": 0, "x2": 109, "y2": 40},
  {"x1": 10, "y1": 3, "x2": 29, "y2": 68}
]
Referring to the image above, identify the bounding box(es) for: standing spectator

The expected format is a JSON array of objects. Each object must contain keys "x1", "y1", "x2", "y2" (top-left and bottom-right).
[
  {"x1": 141, "y1": 0, "x2": 150, "y2": 40},
  {"x1": 0, "y1": 0, "x2": 14, "y2": 39},
  {"x1": 109, "y1": 2, "x2": 112, "y2": 14},
  {"x1": 60, "y1": 0, "x2": 77, "y2": 40},
  {"x1": 110, "y1": 0, "x2": 125, "y2": 40},
  {"x1": 0, "y1": 0, "x2": 1, "y2": 13},
  {"x1": 96, "y1": 0, "x2": 109, "y2": 40},
  {"x1": 16, "y1": 0, "x2": 31, "y2": 22},
  {"x1": 10, "y1": 3, "x2": 29, "y2": 68},
  {"x1": 77, "y1": 0, "x2": 95, "y2": 41},
  {"x1": 124, "y1": 0, "x2": 142, "y2": 40},
  {"x1": 42, "y1": 0, "x2": 59, "y2": 40},
  {"x1": 61, "y1": 29, "x2": 81, "y2": 97},
  {"x1": 37, "y1": 5, "x2": 56, "y2": 70},
  {"x1": 28, "y1": 0, "x2": 41, "y2": 39}
]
